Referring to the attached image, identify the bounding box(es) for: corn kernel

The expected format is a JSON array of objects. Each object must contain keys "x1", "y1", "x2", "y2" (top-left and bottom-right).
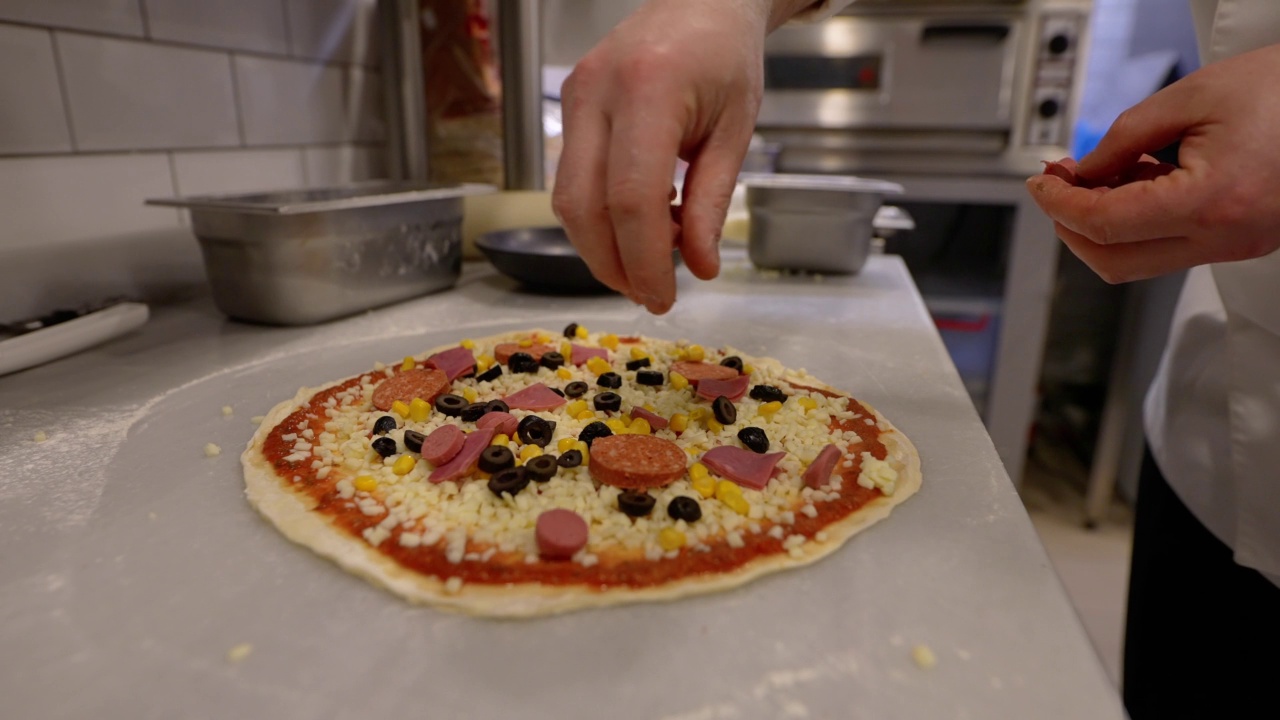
[
  {"x1": 706, "y1": 418, "x2": 724, "y2": 434},
  {"x1": 567, "y1": 399, "x2": 587, "y2": 416},
  {"x1": 535, "y1": 332, "x2": 552, "y2": 344},
  {"x1": 560, "y1": 341, "x2": 574, "y2": 359},
  {"x1": 519, "y1": 445, "x2": 542, "y2": 462},
  {"x1": 409, "y1": 397, "x2": 431, "y2": 422},
  {"x1": 557, "y1": 437, "x2": 577, "y2": 453},
  {"x1": 675, "y1": 348, "x2": 688, "y2": 361},
  {"x1": 605, "y1": 418, "x2": 628, "y2": 434},
  {"x1": 629, "y1": 418, "x2": 652, "y2": 435},
  {"x1": 600, "y1": 333, "x2": 619, "y2": 350},
  {"x1": 576, "y1": 409, "x2": 597, "y2": 421},
  {"x1": 689, "y1": 407, "x2": 707, "y2": 421},
  {"x1": 556, "y1": 367, "x2": 572, "y2": 380},
  {"x1": 580, "y1": 447, "x2": 590, "y2": 466},
  {"x1": 476, "y1": 355, "x2": 494, "y2": 373},
  {"x1": 715, "y1": 479, "x2": 741, "y2": 498},
  {"x1": 691, "y1": 474, "x2": 716, "y2": 498},
  {"x1": 723, "y1": 493, "x2": 750, "y2": 516},
  {"x1": 690, "y1": 462, "x2": 709, "y2": 481},
  {"x1": 462, "y1": 387, "x2": 478, "y2": 403},
  {"x1": 630, "y1": 347, "x2": 649, "y2": 360},
  {"x1": 798, "y1": 397, "x2": 818, "y2": 411},
  {"x1": 575, "y1": 325, "x2": 589, "y2": 339},
  {"x1": 401, "y1": 356, "x2": 416, "y2": 371},
  {"x1": 392, "y1": 455, "x2": 416, "y2": 475},
  {"x1": 758, "y1": 401, "x2": 783, "y2": 417},
  {"x1": 460, "y1": 338, "x2": 476, "y2": 350},
  {"x1": 517, "y1": 338, "x2": 532, "y2": 348},
  {"x1": 687, "y1": 345, "x2": 706, "y2": 361},
  {"x1": 744, "y1": 364, "x2": 755, "y2": 375},
  {"x1": 353, "y1": 475, "x2": 378, "y2": 492},
  {"x1": 492, "y1": 433, "x2": 509, "y2": 446},
  {"x1": 669, "y1": 372, "x2": 689, "y2": 391},
  {"x1": 658, "y1": 528, "x2": 687, "y2": 551},
  {"x1": 391, "y1": 400, "x2": 411, "y2": 419},
  {"x1": 586, "y1": 356, "x2": 611, "y2": 375},
  {"x1": 669, "y1": 413, "x2": 689, "y2": 433},
  {"x1": 643, "y1": 403, "x2": 656, "y2": 412}
]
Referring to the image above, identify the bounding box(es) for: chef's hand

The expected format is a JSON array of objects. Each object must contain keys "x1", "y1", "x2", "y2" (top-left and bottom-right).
[
  {"x1": 1026, "y1": 43, "x2": 1280, "y2": 283},
  {"x1": 552, "y1": 0, "x2": 814, "y2": 314}
]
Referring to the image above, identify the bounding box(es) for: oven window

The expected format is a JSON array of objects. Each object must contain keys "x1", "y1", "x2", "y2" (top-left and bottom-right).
[{"x1": 763, "y1": 55, "x2": 882, "y2": 91}]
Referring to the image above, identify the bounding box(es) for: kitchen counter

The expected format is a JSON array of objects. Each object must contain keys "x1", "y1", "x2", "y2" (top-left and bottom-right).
[{"x1": 0, "y1": 251, "x2": 1125, "y2": 719}]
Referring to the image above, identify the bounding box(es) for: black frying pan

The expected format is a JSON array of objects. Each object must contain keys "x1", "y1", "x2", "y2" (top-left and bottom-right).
[{"x1": 474, "y1": 227, "x2": 614, "y2": 294}]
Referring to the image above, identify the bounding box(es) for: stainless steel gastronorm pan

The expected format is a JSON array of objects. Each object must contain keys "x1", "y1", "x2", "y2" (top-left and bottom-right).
[{"x1": 148, "y1": 182, "x2": 493, "y2": 325}]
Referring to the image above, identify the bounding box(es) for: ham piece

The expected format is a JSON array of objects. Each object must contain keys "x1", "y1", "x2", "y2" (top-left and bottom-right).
[
  {"x1": 425, "y1": 346, "x2": 476, "y2": 382},
  {"x1": 701, "y1": 446, "x2": 787, "y2": 491},
  {"x1": 475, "y1": 411, "x2": 519, "y2": 437},
  {"x1": 570, "y1": 344, "x2": 608, "y2": 366},
  {"x1": 502, "y1": 383, "x2": 567, "y2": 411},
  {"x1": 428, "y1": 427, "x2": 496, "y2": 483},
  {"x1": 695, "y1": 374, "x2": 750, "y2": 402},
  {"x1": 628, "y1": 406, "x2": 669, "y2": 430},
  {"x1": 802, "y1": 444, "x2": 843, "y2": 489}
]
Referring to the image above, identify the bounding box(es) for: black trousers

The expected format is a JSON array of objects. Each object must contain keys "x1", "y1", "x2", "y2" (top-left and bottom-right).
[{"x1": 1123, "y1": 449, "x2": 1280, "y2": 719}]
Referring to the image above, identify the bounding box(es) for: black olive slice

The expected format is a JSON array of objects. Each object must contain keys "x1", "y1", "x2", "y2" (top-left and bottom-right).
[
  {"x1": 479, "y1": 445, "x2": 515, "y2": 473},
  {"x1": 508, "y1": 352, "x2": 539, "y2": 373},
  {"x1": 460, "y1": 402, "x2": 488, "y2": 422},
  {"x1": 525, "y1": 454, "x2": 559, "y2": 482},
  {"x1": 371, "y1": 437, "x2": 397, "y2": 458},
  {"x1": 485, "y1": 399, "x2": 510, "y2": 414},
  {"x1": 516, "y1": 415, "x2": 555, "y2": 447},
  {"x1": 635, "y1": 370, "x2": 663, "y2": 386},
  {"x1": 737, "y1": 426, "x2": 769, "y2": 454},
  {"x1": 578, "y1": 421, "x2": 613, "y2": 447},
  {"x1": 540, "y1": 352, "x2": 566, "y2": 370},
  {"x1": 563, "y1": 323, "x2": 580, "y2": 338},
  {"x1": 435, "y1": 394, "x2": 466, "y2": 417},
  {"x1": 617, "y1": 490, "x2": 656, "y2": 517},
  {"x1": 402, "y1": 430, "x2": 425, "y2": 454},
  {"x1": 593, "y1": 392, "x2": 622, "y2": 412},
  {"x1": 488, "y1": 467, "x2": 530, "y2": 497},
  {"x1": 712, "y1": 395, "x2": 737, "y2": 425},
  {"x1": 667, "y1": 496, "x2": 703, "y2": 522},
  {"x1": 597, "y1": 372, "x2": 622, "y2": 389},
  {"x1": 372, "y1": 415, "x2": 398, "y2": 435},
  {"x1": 557, "y1": 450, "x2": 583, "y2": 468},
  {"x1": 719, "y1": 356, "x2": 744, "y2": 373},
  {"x1": 749, "y1": 384, "x2": 787, "y2": 403},
  {"x1": 564, "y1": 381, "x2": 589, "y2": 398},
  {"x1": 476, "y1": 364, "x2": 503, "y2": 383},
  {"x1": 625, "y1": 357, "x2": 651, "y2": 371}
]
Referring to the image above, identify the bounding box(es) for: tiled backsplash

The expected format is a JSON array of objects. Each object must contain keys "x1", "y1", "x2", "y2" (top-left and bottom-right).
[{"x1": 0, "y1": 0, "x2": 388, "y2": 320}]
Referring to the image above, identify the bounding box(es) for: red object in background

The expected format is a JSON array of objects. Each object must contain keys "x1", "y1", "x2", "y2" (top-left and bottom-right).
[{"x1": 934, "y1": 314, "x2": 991, "y2": 333}]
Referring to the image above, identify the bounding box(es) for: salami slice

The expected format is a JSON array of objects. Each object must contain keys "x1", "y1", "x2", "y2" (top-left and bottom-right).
[
  {"x1": 494, "y1": 342, "x2": 553, "y2": 363},
  {"x1": 421, "y1": 424, "x2": 465, "y2": 465},
  {"x1": 588, "y1": 435, "x2": 686, "y2": 489},
  {"x1": 371, "y1": 368, "x2": 449, "y2": 411},
  {"x1": 669, "y1": 361, "x2": 738, "y2": 385}
]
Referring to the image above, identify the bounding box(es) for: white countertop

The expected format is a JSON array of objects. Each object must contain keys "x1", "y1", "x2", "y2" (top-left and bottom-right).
[{"x1": 0, "y1": 252, "x2": 1125, "y2": 719}]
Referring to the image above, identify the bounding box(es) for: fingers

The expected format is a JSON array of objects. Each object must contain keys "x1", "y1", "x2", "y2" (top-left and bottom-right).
[
  {"x1": 678, "y1": 123, "x2": 752, "y2": 281},
  {"x1": 1026, "y1": 169, "x2": 1203, "y2": 245},
  {"x1": 553, "y1": 79, "x2": 628, "y2": 294},
  {"x1": 605, "y1": 97, "x2": 684, "y2": 314},
  {"x1": 1052, "y1": 221, "x2": 1200, "y2": 284},
  {"x1": 1077, "y1": 81, "x2": 1202, "y2": 181}
]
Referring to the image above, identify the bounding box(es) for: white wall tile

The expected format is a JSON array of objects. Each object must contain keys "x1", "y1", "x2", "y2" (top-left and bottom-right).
[
  {"x1": 235, "y1": 56, "x2": 384, "y2": 145},
  {"x1": 57, "y1": 33, "x2": 240, "y2": 151},
  {"x1": 172, "y1": 148, "x2": 307, "y2": 196},
  {"x1": 143, "y1": 0, "x2": 290, "y2": 55},
  {"x1": 0, "y1": 25, "x2": 72, "y2": 154},
  {"x1": 285, "y1": 0, "x2": 379, "y2": 66},
  {"x1": 0, "y1": 0, "x2": 144, "y2": 36},
  {"x1": 303, "y1": 144, "x2": 386, "y2": 187},
  {"x1": 0, "y1": 154, "x2": 180, "y2": 251}
]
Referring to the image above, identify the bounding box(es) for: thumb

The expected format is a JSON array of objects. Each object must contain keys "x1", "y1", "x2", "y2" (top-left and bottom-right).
[
  {"x1": 678, "y1": 126, "x2": 751, "y2": 280},
  {"x1": 1078, "y1": 80, "x2": 1200, "y2": 181}
]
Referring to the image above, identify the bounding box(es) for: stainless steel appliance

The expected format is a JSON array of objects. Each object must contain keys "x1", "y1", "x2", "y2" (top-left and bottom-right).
[{"x1": 756, "y1": 0, "x2": 1093, "y2": 484}]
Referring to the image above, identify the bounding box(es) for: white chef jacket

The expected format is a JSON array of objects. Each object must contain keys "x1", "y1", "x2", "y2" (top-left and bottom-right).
[{"x1": 1146, "y1": 0, "x2": 1280, "y2": 586}]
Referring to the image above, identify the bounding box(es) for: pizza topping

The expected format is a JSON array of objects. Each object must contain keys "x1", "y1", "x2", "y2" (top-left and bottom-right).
[
  {"x1": 589, "y1": 434, "x2": 686, "y2": 489},
  {"x1": 593, "y1": 391, "x2": 622, "y2": 413},
  {"x1": 562, "y1": 322, "x2": 580, "y2": 338},
  {"x1": 371, "y1": 436, "x2": 397, "y2": 458},
  {"x1": 415, "y1": 424, "x2": 462, "y2": 465},
  {"x1": 516, "y1": 415, "x2": 556, "y2": 447},
  {"x1": 459, "y1": 403, "x2": 489, "y2": 422},
  {"x1": 578, "y1": 420, "x2": 613, "y2": 447},
  {"x1": 538, "y1": 351, "x2": 566, "y2": 370},
  {"x1": 484, "y1": 399, "x2": 510, "y2": 414},
  {"x1": 657, "y1": 527, "x2": 687, "y2": 551},
  {"x1": 427, "y1": 427, "x2": 496, "y2": 483},
  {"x1": 507, "y1": 352, "x2": 539, "y2": 373},
  {"x1": 749, "y1": 384, "x2": 788, "y2": 403},
  {"x1": 563, "y1": 381, "x2": 589, "y2": 398},
  {"x1": 370, "y1": 368, "x2": 449, "y2": 411},
  {"x1": 524, "y1": 454, "x2": 559, "y2": 482},
  {"x1": 667, "y1": 496, "x2": 702, "y2": 522},
  {"x1": 617, "y1": 490, "x2": 656, "y2": 517},
  {"x1": 697, "y1": 375, "x2": 750, "y2": 402},
  {"x1": 479, "y1": 445, "x2": 515, "y2": 473},
  {"x1": 425, "y1": 346, "x2": 477, "y2": 381},
  {"x1": 629, "y1": 406, "x2": 669, "y2": 431},
  {"x1": 597, "y1": 371, "x2": 623, "y2": 389},
  {"x1": 712, "y1": 396, "x2": 738, "y2": 425},
  {"x1": 372, "y1": 415, "x2": 398, "y2": 435},
  {"x1": 494, "y1": 342, "x2": 552, "y2": 363},
  {"x1": 536, "y1": 509, "x2": 589, "y2": 560},
  {"x1": 476, "y1": 364, "x2": 503, "y2": 383},
  {"x1": 476, "y1": 411, "x2": 519, "y2": 437},
  {"x1": 502, "y1": 383, "x2": 568, "y2": 411},
  {"x1": 669, "y1": 360, "x2": 739, "y2": 384},
  {"x1": 557, "y1": 449, "x2": 583, "y2": 468},
  {"x1": 625, "y1": 357, "x2": 651, "y2": 371},
  {"x1": 701, "y1": 446, "x2": 787, "y2": 490},
  {"x1": 736, "y1": 426, "x2": 770, "y2": 454},
  {"x1": 488, "y1": 467, "x2": 530, "y2": 497},
  {"x1": 719, "y1": 355, "x2": 744, "y2": 373},
  {"x1": 570, "y1": 344, "x2": 608, "y2": 366},
  {"x1": 803, "y1": 444, "x2": 843, "y2": 489},
  {"x1": 635, "y1": 370, "x2": 664, "y2": 386},
  {"x1": 402, "y1": 429, "x2": 426, "y2": 454}
]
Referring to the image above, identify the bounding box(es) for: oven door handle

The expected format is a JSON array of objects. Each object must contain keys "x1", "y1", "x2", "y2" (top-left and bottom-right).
[{"x1": 920, "y1": 23, "x2": 1010, "y2": 44}]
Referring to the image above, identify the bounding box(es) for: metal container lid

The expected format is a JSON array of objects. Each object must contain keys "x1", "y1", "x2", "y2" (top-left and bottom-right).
[
  {"x1": 146, "y1": 182, "x2": 495, "y2": 215},
  {"x1": 738, "y1": 173, "x2": 903, "y2": 195}
]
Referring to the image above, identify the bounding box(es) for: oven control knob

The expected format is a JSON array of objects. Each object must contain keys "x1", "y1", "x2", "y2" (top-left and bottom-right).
[
  {"x1": 1047, "y1": 34, "x2": 1071, "y2": 55},
  {"x1": 1038, "y1": 98, "x2": 1061, "y2": 119}
]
